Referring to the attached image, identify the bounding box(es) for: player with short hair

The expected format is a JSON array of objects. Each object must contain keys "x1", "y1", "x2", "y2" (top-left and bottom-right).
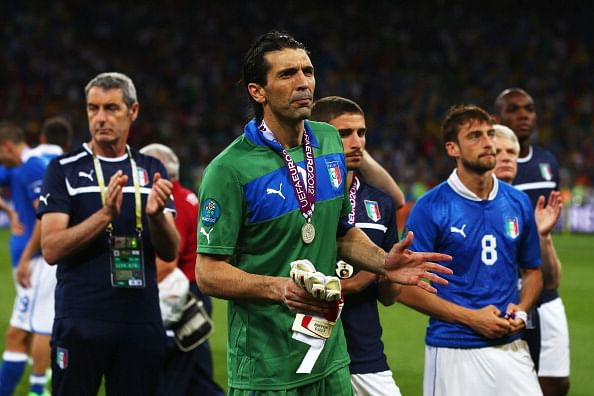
[
  {"x1": 311, "y1": 96, "x2": 403, "y2": 396},
  {"x1": 32, "y1": 116, "x2": 73, "y2": 156},
  {"x1": 38, "y1": 72, "x2": 179, "y2": 394},
  {"x1": 17, "y1": 116, "x2": 73, "y2": 289},
  {"x1": 494, "y1": 88, "x2": 569, "y2": 396},
  {"x1": 398, "y1": 104, "x2": 543, "y2": 396},
  {"x1": 195, "y1": 30, "x2": 452, "y2": 395},
  {"x1": 0, "y1": 120, "x2": 61, "y2": 396}
]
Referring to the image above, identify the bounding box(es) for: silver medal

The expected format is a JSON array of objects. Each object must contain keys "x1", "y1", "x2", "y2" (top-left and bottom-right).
[{"x1": 301, "y1": 222, "x2": 316, "y2": 244}]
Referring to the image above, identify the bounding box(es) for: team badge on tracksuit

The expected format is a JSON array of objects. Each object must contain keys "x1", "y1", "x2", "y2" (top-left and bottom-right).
[
  {"x1": 56, "y1": 347, "x2": 69, "y2": 369},
  {"x1": 364, "y1": 200, "x2": 381, "y2": 222},
  {"x1": 539, "y1": 163, "x2": 553, "y2": 181}
]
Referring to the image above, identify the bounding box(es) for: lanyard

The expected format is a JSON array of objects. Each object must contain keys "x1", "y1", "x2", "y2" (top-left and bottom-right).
[
  {"x1": 258, "y1": 121, "x2": 316, "y2": 222},
  {"x1": 91, "y1": 145, "x2": 142, "y2": 233}
]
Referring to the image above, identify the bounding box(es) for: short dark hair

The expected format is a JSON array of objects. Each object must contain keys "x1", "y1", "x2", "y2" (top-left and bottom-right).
[
  {"x1": 442, "y1": 104, "x2": 493, "y2": 143},
  {"x1": 41, "y1": 116, "x2": 72, "y2": 151},
  {"x1": 85, "y1": 72, "x2": 138, "y2": 109},
  {"x1": 493, "y1": 87, "x2": 533, "y2": 114},
  {"x1": 242, "y1": 30, "x2": 308, "y2": 121},
  {"x1": 310, "y1": 96, "x2": 364, "y2": 123},
  {"x1": 0, "y1": 121, "x2": 25, "y2": 144}
]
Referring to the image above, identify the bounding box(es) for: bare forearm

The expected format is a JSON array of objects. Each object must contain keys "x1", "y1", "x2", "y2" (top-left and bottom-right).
[
  {"x1": 337, "y1": 228, "x2": 386, "y2": 275},
  {"x1": 42, "y1": 209, "x2": 112, "y2": 264},
  {"x1": 195, "y1": 254, "x2": 285, "y2": 302},
  {"x1": 519, "y1": 268, "x2": 543, "y2": 312},
  {"x1": 398, "y1": 285, "x2": 471, "y2": 324},
  {"x1": 377, "y1": 279, "x2": 401, "y2": 306},
  {"x1": 156, "y1": 257, "x2": 177, "y2": 283},
  {"x1": 540, "y1": 235, "x2": 561, "y2": 289},
  {"x1": 20, "y1": 220, "x2": 41, "y2": 263},
  {"x1": 0, "y1": 196, "x2": 11, "y2": 213},
  {"x1": 0, "y1": 199, "x2": 18, "y2": 226},
  {"x1": 148, "y1": 212, "x2": 179, "y2": 262}
]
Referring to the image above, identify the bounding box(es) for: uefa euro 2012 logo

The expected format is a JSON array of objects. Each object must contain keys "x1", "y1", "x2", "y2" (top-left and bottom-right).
[{"x1": 201, "y1": 198, "x2": 221, "y2": 227}]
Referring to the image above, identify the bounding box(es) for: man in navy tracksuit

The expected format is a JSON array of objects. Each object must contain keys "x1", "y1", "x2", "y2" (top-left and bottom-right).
[{"x1": 38, "y1": 72, "x2": 179, "y2": 395}]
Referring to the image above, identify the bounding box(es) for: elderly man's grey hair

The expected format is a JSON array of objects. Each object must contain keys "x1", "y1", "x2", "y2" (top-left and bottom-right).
[
  {"x1": 85, "y1": 72, "x2": 138, "y2": 109},
  {"x1": 139, "y1": 143, "x2": 180, "y2": 180},
  {"x1": 493, "y1": 124, "x2": 520, "y2": 154}
]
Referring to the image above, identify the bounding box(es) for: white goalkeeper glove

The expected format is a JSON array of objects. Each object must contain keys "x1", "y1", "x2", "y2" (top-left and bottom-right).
[
  {"x1": 289, "y1": 260, "x2": 345, "y2": 373},
  {"x1": 290, "y1": 259, "x2": 341, "y2": 301}
]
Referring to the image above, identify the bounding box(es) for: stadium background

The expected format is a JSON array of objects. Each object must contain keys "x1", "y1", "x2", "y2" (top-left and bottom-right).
[
  {"x1": 1, "y1": 1, "x2": 593, "y2": 394},
  {"x1": 2, "y1": 2, "x2": 594, "y2": 207}
]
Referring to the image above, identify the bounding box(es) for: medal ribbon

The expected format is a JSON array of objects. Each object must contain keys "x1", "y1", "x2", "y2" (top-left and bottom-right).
[
  {"x1": 91, "y1": 144, "x2": 143, "y2": 233},
  {"x1": 347, "y1": 176, "x2": 359, "y2": 225},
  {"x1": 259, "y1": 122, "x2": 316, "y2": 221}
]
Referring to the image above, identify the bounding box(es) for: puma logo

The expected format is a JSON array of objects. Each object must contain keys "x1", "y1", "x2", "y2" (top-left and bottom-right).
[
  {"x1": 39, "y1": 193, "x2": 50, "y2": 206},
  {"x1": 266, "y1": 182, "x2": 285, "y2": 200},
  {"x1": 450, "y1": 224, "x2": 467, "y2": 238},
  {"x1": 200, "y1": 227, "x2": 213, "y2": 244},
  {"x1": 78, "y1": 170, "x2": 94, "y2": 181}
]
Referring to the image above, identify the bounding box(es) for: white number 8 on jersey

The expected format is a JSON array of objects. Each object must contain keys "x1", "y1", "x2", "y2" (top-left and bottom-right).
[{"x1": 481, "y1": 234, "x2": 497, "y2": 265}]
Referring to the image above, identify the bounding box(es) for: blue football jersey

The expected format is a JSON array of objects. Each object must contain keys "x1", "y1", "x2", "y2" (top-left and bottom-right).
[
  {"x1": 405, "y1": 170, "x2": 541, "y2": 348},
  {"x1": 340, "y1": 175, "x2": 397, "y2": 374},
  {"x1": 1, "y1": 147, "x2": 59, "y2": 267},
  {"x1": 513, "y1": 145, "x2": 559, "y2": 207}
]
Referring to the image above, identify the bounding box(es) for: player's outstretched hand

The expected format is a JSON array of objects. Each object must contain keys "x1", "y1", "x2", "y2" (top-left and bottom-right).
[{"x1": 384, "y1": 231, "x2": 452, "y2": 294}]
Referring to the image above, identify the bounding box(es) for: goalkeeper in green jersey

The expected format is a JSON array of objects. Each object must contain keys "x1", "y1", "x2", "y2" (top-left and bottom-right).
[{"x1": 196, "y1": 30, "x2": 452, "y2": 395}]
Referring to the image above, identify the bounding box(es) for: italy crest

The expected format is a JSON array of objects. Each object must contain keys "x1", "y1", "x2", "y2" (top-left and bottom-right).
[
  {"x1": 539, "y1": 163, "x2": 553, "y2": 181},
  {"x1": 364, "y1": 200, "x2": 381, "y2": 222},
  {"x1": 504, "y1": 217, "x2": 520, "y2": 239},
  {"x1": 326, "y1": 161, "x2": 343, "y2": 189}
]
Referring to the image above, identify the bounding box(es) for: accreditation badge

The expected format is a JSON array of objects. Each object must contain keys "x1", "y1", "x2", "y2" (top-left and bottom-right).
[{"x1": 109, "y1": 232, "x2": 145, "y2": 288}]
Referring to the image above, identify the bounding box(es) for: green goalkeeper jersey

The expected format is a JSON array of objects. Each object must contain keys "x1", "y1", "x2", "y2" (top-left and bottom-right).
[{"x1": 198, "y1": 119, "x2": 351, "y2": 390}]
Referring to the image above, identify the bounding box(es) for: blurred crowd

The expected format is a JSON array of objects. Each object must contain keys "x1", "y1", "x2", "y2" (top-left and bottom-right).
[{"x1": 1, "y1": 1, "x2": 593, "y2": 200}]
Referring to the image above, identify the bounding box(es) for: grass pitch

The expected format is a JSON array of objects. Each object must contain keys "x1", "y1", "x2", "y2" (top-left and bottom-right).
[{"x1": 1, "y1": 229, "x2": 592, "y2": 395}]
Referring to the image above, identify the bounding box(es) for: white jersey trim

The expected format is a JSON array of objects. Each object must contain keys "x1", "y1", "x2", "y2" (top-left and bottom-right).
[
  {"x1": 355, "y1": 222, "x2": 388, "y2": 232},
  {"x1": 60, "y1": 150, "x2": 88, "y2": 165},
  {"x1": 514, "y1": 181, "x2": 557, "y2": 191},
  {"x1": 446, "y1": 169, "x2": 499, "y2": 201},
  {"x1": 517, "y1": 146, "x2": 533, "y2": 163},
  {"x1": 65, "y1": 178, "x2": 152, "y2": 196}
]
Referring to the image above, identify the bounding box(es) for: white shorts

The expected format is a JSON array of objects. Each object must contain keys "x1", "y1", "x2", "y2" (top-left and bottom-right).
[
  {"x1": 537, "y1": 297, "x2": 570, "y2": 377},
  {"x1": 423, "y1": 340, "x2": 542, "y2": 396},
  {"x1": 9, "y1": 256, "x2": 56, "y2": 335},
  {"x1": 351, "y1": 370, "x2": 402, "y2": 396}
]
